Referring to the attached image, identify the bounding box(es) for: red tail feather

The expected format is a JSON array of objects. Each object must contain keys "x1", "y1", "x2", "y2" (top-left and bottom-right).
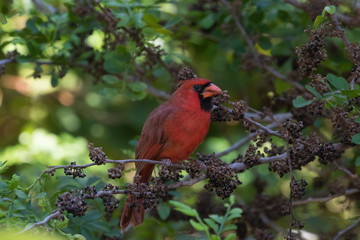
[{"x1": 120, "y1": 164, "x2": 155, "y2": 230}]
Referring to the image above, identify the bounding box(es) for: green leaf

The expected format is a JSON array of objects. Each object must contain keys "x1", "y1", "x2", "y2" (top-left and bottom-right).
[
  {"x1": 0, "y1": 14, "x2": 7, "y2": 24},
  {"x1": 313, "y1": 15, "x2": 325, "y2": 29},
  {"x1": 355, "y1": 157, "x2": 360, "y2": 167},
  {"x1": 102, "y1": 75, "x2": 120, "y2": 84},
  {"x1": 341, "y1": 90, "x2": 360, "y2": 98},
  {"x1": 128, "y1": 82, "x2": 147, "y2": 92},
  {"x1": 34, "y1": 192, "x2": 47, "y2": 199},
  {"x1": 51, "y1": 72, "x2": 59, "y2": 87},
  {"x1": 190, "y1": 219, "x2": 208, "y2": 231},
  {"x1": 199, "y1": 14, "x2": 215, "y2": 29},
  {"x1": 212, "y1": 235, "x2": 221, "y2": 240},
  {"x1": 249, "y1": 11, "x2": 264, "y2": 24},
  {"x1": 26, "y1": 19, "x2": 39, "y2": 33},
  {"x1": 0, "y1": 161, "x2": 9, "y2": 174},
  {"x1": 355, "y1": 117, "x2": 360, "y2": 123},
  {"x1": 222, "y1": 224, "x2": 237, "y2": 232},
  {"x1": 103, "y1": 46, "x2": 131, "y2": 74},
  {"x1": 292, "y1": 96, "x2": 314, "y2": 108},
  {"x1": 15, "y1": 189, "x2": 28, "y2": 199},
  {"x1": 306, "y1": 85, "x2": 321, "y2": 97},
  {"x1": 229, "y1": 195, "x2": 235, "y2": 205},
  {"x1": 13, "y1": 199, "x2": 26, "y2": 210},
  {"x1": 327, "y1": 74, "x2": 349, "y2": 90},
  {"x1": 158, "y1": 204, "x2": 170, "y2": 220},
  {"x1": 5, "y1": 174, "x2": 20, "y2": 190},
  {"x1": 209, "y1": 214, "x2": 225, "y2": 224},
  {"x1": 204, "y1": 218, "x2": 219, "y2": 233},
  {"x1": 324, "y1": 5, "x2": 336, "y2": 15},
  {"x1": 224, "y1": 233, "x2": 237, "y2": 240},
  {"x1": 352, "y1": 133, "x2": 360, "y2": 144},
  {"x1": 169, "y1": 200, "x2": 197, "y2": 217},
  {"x1": 125, "y1": 90, "x2": 147, "y2": 101},
  {"x1": 259, "y1": 36, "x2": 272, "y2": 50},
  {"x1": 229, "y1": 207, "x2": 243, "y2": 216}
]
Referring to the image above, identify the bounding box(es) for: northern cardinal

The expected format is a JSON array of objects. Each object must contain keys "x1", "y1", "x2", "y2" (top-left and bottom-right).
[{"x1": 120, "y1": 78, "x2": 222, "y2": 230}]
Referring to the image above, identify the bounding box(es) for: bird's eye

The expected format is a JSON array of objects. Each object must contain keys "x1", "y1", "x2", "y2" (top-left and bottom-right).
[{"x1": 193, "y1": 84, "x2": 201, "y2": 91}]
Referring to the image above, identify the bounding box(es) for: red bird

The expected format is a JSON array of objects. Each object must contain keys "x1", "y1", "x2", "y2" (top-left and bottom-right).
[{"x1": 120, "y1": 78, "x2": 222, "y2": 230}]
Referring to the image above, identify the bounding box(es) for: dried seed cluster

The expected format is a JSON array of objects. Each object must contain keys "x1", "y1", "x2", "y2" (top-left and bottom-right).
[
  {"x1": 184, "y1": 159, "x2": 205, "y2": 178},
  {"x1": 108, "y1": 164, "x2": 124, "y2": 179},
  {"x1": 290, "y1": 177, "x2": 308, "y2": 199},
  {"x1": 88, "y1": 143, "x2": 107, "y2": 165},
  {"x1": 279, "y1": 119, "x2": 304, "y2": 144},
  {"x1": 211, "y1": 93, "x2": 247, "y2": 122},
  {"x1": 200, "y1": 153, "x2": 242, "y2": 199},
  {"x1": 64, "y1": 162, "x2": 86, "y2": 178},
  {"x1": 158, "y1": 160, "x2": 183, "y2": 182},
  {"x1": 100, "y1": 184, "x2": 120, "y2": 213},
  {"x1": 56, "y1": 191, "x2": 88, "y2": 217},
  {"x1": 296, "y1": 27, "x2": 327, "y2": 77},
  {"x1": 244, "y1": 144, "x2": 263, "y2": 168},
  {"x1": 177, "y1": 66, "x2": 198, "y2": 81}
]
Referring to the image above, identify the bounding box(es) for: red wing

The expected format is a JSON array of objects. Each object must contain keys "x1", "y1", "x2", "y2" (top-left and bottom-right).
[{"x1": 135, "y1": 103, "x2": 174, "y2": 174}]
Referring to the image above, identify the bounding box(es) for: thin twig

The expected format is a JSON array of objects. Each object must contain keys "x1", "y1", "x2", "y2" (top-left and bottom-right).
[
  {"x1": 260, "y1": 213, "x2": 288, "y2": 235},
  {"x1": 286, "y1": 133, "x2": 295, "y2": 238},
  {"x1": 19, "y1": 211, "x2": 62, "y2": 233},
  {"x1": 333, "y1": 218, "x2": 360, "y2": 240},
  {"x1": 243, "y1": 116, "x2": 282, "y2": 137},
  {"x1": 293, "y1": 188, "x2": 359, "y2": 206},
  {"x1": 220, "y1": 0, "x2": 305, "y2": 91},
  {"x1": 216, "y1": 122, "x2": 278, "y2": 157}
]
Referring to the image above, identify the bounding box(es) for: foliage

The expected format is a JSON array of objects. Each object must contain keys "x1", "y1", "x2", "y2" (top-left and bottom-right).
[{"x1": 169, "y1": 195, "x2": 242, "y2": 240}]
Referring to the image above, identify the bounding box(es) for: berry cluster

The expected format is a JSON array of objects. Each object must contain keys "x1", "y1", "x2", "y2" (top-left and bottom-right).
[
  {"x1": 290, "y1": 177, "x2": 307, "y2": 200},
  {"x1": 296, "y1": 27, "x2": 327, "y2": 77},
  {"x1": 100, "y1": 184, "x2": 120, "y2": 213},
  {"x1": 56, "y1": 191, "x2": 88, "y2": 217},
  {"x1": 177, "y1": 66, "x2": 198, "y2": 81},
  {"x1": 279, "y1": 119, "x2": 304, "y2": 144},
  {"x1": 318, "y1": 143, "x2": 339, "y2": 164},
  {"x1": 158, "y1": 160, "x2": 183, "y2": 182},
  {"x1": 108, "y1": 164, "x2": 124, "y2": 179},
  {"x1": 64, "y1": 162, "x2": 86, "y2": 178},
  {"x1": 211, "y1": 92, "x2": 247, "y2": 122},
  {"x1": 84, "y1": 186, "x2": 97, "y2": 199},
  {"x1": 200, "y1": 153, "x2": 242, "y2": 199},
  {"x1": 244, "y1": 144, "x2": 263, "y2": 168},
  {"x1": 88, "y1": 143, "x2": 107, "y2": 165},
  {"x1": 184, "y1": 158, "x2": 206, "y2": 178}
]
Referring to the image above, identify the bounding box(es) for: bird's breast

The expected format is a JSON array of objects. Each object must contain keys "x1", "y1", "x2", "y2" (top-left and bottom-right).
[{"x1": 160, "y1": 110, "x2": 211, "y2": 162}]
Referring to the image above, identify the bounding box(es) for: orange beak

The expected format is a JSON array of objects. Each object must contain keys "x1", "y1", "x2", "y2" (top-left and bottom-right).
[{"x1": 202, "y1": 83, "x2": 222, "y2": 98}]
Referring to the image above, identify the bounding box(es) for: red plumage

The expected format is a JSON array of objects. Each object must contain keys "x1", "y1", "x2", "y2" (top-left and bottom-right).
[{"x1": 120, "y1": 78, "x2": 222, "y2": 230}]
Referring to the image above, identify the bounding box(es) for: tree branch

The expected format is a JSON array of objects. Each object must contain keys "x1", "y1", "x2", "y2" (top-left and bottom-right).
[
  {"x1": 19, "y1": 211, "x2": 62, "y2": 233},
  {"x1": 333, "y1": 218, "x2": 360, "y2": 240},
  {"x1": 220, "y1": 0, "x2": 305, "y2": 91},
  {"x1": 292, "y1": 188, "x2": 359, "y2": 206}
]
